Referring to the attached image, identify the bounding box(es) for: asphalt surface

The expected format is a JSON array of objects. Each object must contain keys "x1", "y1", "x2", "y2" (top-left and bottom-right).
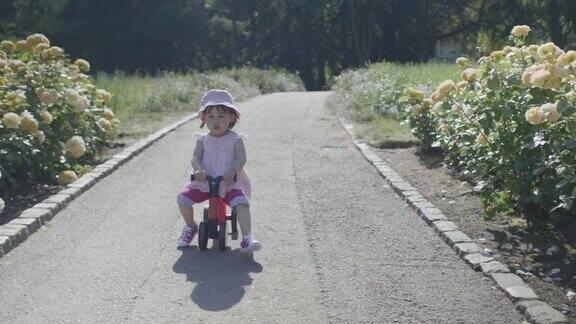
[{"x1": 0, "y1": 92, "x2": 523, "y2": 323}]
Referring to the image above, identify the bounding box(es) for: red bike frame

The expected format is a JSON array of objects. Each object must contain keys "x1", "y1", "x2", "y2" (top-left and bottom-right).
[{"x1": 208, "y1": 198, "x2": 228, "y2": 224}]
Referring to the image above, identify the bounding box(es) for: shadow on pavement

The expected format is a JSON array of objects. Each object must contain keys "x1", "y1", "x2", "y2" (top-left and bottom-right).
[{"x1": 173, "y1": 245, "x2": 263, "y2": 311}]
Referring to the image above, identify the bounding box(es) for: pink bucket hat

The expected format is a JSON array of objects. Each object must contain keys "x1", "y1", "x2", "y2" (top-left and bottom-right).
[{"x1": 198, "y1": 89, "x2": 240, "y2": 118}]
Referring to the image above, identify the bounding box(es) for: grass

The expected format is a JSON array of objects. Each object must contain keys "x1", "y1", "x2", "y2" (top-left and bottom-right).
[
  {"x1": 329, "y1": 61, "x2": 459, "y2": 146},
  {"x1": 391, "y1": 61, "x2": 460, "y2": 85},
  {"x1": 355, "y1": 117, "x2": 417, "y2": 148},
  {"x1": 94, "y1": 72, "x2": 155, "y2": 120},
  {"x1": 94, "y1": 67, "x2": 305, "y2": 137}
]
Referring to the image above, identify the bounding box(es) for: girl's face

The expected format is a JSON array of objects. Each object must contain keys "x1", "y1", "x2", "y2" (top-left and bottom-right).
[{"x1": 203, "y1": 106, "x2": 236, "y2": 136}]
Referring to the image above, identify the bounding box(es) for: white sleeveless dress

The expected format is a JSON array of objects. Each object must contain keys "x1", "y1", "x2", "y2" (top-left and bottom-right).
[{"x1": 185, "y1": 130, "x2": 251, "y2": 199}]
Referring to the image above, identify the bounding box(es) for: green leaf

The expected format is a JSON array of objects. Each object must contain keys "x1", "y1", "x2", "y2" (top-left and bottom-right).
[
  {"x1": 557, "y1": 98, "x2": 569, "y2": 114},
  {"x1": 564, "y1": 140, "x2": 576, "y2": 150}
]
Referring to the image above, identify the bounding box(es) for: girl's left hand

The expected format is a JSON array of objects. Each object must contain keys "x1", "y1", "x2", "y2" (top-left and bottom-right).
[{"x1": 223, "y1": 171, "x2": 236, "y2": 186}]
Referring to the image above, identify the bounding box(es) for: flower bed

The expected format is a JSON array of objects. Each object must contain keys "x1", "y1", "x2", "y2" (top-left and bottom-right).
[
  {"x1": 402, "y1": 26, "x2": 576, "y2": 242},
  {"x1": 0, "y1": 34, "x2": 120, "y2": 213}
]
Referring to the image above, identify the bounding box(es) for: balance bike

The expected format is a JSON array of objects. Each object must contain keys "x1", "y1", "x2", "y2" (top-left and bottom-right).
[{"x1": 193, "y1": 175, "x2": 239, "y2": 251}]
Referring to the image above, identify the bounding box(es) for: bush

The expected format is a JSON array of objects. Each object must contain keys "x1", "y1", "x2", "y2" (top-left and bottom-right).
[
  {"x1": 95, "y1": 67, "x2": 305, "y2": 119},
  {"x1": 0, "y1": 34, "x2": 119, "y2": 192},
  {"x1": 218, "y1": 67, "x2": 306, "y2": 93},
  {"x1": 403, "y1": 25, "x2": 576, "y2": 225},
  {"x1": 332, "y1": 62, "x2": 458, "y2": 122}
]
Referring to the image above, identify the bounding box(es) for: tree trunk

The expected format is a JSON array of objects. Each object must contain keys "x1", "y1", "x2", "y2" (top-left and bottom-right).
[
  {"x1": 248, "y1": 8, "x2": 256, "y2": 64},
  {"x1": 230, "y1": 0, "x2": 237, "y2": 67},
  {"x1": 547, "y1": 0, "x2": 565, "y2": 48}
]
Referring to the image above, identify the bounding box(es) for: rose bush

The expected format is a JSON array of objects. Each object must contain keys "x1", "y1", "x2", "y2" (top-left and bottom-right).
[
  {"x1": 403, "y1": 26, "x2": 576, "y2": 226},
  {"x1": 0, "y1": 34, "x2": 119, "y2": 192}
]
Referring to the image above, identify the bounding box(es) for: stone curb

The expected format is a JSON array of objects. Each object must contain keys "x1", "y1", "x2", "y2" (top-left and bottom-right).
[
  {"x1": 338, "y1": 117, "x2": 567, "y2": 324},
  {"x1": 0, "y1": 113, "x2": 196, "y2": 260}
]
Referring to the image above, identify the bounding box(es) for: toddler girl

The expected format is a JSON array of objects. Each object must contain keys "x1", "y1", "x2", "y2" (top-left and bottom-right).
[{"x1": 176, "y1": 89, "x2": 261, "y2": 252}]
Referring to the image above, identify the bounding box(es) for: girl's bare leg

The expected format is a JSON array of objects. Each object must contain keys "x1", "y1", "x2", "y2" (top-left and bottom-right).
[
  {"x1": 178, "y1": 205, "x2": 196, "y2": 227},
  {"x1": 235, "y1": 204, "x2": 251, "y2": 237}
]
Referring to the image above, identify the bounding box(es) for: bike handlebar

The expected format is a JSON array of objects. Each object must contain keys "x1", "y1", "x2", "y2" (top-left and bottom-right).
[{"x1": 190, "y1": 174, "x2": 237, "y2": 197}]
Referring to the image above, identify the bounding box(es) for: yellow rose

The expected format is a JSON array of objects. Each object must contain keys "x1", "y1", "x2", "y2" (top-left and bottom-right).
[
  {"x1": 33, "y1": 130, "x2": 46, "y2": 144},
  {"x1": 40, "y1": 46, "x2": 64, "y2": 60},
  {"x1": 530, "y1": 68, "x2": 552, "y2": 88},
  {"x1": 457, "y1": 80, "x2": 469, "y2": 91},
  {"x1": 553, "y1": 64, "x2": 571, "y2": 81},
  {"x1": 475, "y1": 133, "x2": 487, "y2": 145},
  {"x1": 74, "y1": 59, "x2": 91, "y2": 73},
  {"x1": 40, "y1": 110, "x2": 53, "y2": 124},
  {"x1": 20, "y1": 110, "x2": 39, "y2": 133},
  {"x1": 522, "y1": 66, "x2": 538, "y2": 86},
  {"x1": 525, "y1": 106, "x2": 543, "y2": 125},
  {"x1": 461, "y1": 68, "x2": 478, "y2": 82},
  {"x1": 404, "y1": 87, "x2": 424, "y2": 102},
  {"x1": 456, "y1": 57, "x2": 469, "y2": 68},
  {"x1": 489, "y1": 51, "x2": 506, "y2": 61},
  {"x1": 32, "y1": 43, "x2": 49, "y2": 53},
  {"x1": 529, "y1": 64, "x2": 563, "y2": 89},
  {"x1": 102, "y1": 108, "x2": 115, "y2": 120},
  {"x1": 15, "y1": 40, "x2": 29, "y2": 52},
  {"x1": 26, "y1": 33, "x2": 50, "y2": 48},
  {"x1": 436, "y1": 80, "x2": 455, "y2": 99},
  {"x1": 64, "y1": 89, "x2": 90, "y2": 112},
  {"x1": 95, "y1": 89, "x2": 112, "y2": 103},
  {"x1": 422, "y1": 99, "x2": 433, "y2": 109},
  {"x1": 58, "y1": 170, "x2": 78, "y2": 185},
  {"x1": 540, "y1": 102, "x2": 560, "y2": 122},
  {"x1": 2, "y1": 112, "x2": 21, "y2": 128},
  {"x1": 4, "y1": 90, "x2": 28, "y2": 109},
  {"x1": 0, "y1": 40, "x2": 15, "y2": 52},
  {"x1": 511, "y1": 25, "x2": 531, "y2": 37},
  {"x1": 97, "y1": 117, "x2": 112, "y2": 130},
  {"x1": 39, "y1": 89, "x2": 60, "y2": 105},
  {"x1": 538, "y1": 42, "x2": 557, "y2": 62},
  {"x1": 66, "y1": 135, "x2": 87, "y2": 158},
  {"x1": 557, "y1": 50, "x2": 576, "y2": 67},
  {"x1": 16, "y1": 65, "x2": 28, "y2": 74},
  {"x1": 8, "y1": 59, "x2": 25, "y2": 71}
]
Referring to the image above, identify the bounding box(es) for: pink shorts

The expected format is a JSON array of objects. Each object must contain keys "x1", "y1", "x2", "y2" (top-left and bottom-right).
[{"x1": 177, "y1": 187, "x2": 249, "y2": 208}]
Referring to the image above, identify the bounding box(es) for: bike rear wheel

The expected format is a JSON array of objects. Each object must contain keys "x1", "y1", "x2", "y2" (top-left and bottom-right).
[
  {"x1": 198, "y1": 222, "x2": 208, "y2": 250},
  {"x1": 218, "y1": 222, "x2": 227, "y2": 251}
]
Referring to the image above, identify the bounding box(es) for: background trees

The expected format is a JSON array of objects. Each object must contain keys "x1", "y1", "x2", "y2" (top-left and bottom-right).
[{"x1": 2, "y1": 0, "x2": 576, "y2": 90}]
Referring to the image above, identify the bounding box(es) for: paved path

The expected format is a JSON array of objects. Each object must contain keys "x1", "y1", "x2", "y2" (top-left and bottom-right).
[{"x1": 0, "y1": 92, "x2": 523, "y2": 323}]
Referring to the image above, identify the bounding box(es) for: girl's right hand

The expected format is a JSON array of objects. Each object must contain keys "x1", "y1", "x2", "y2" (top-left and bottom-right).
[{"x1": 193, "y1": 170, "x2": 206, "y2": 182}]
